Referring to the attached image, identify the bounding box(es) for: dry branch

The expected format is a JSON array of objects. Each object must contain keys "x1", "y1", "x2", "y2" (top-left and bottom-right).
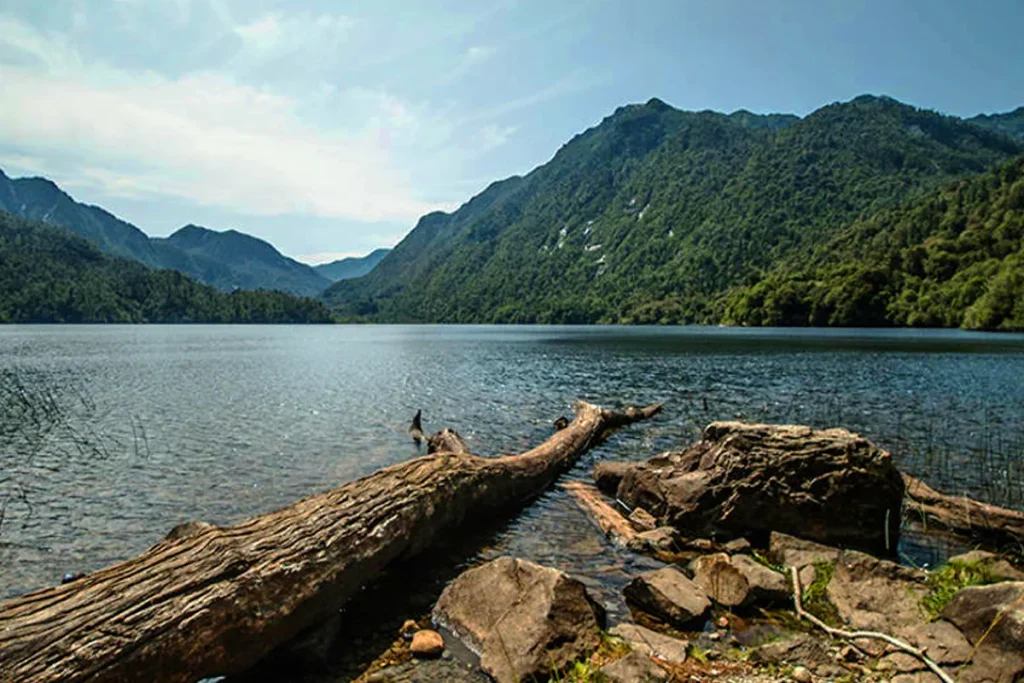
[{"x1": 0, "y1": 401, "x2": 661, "y2": 683}]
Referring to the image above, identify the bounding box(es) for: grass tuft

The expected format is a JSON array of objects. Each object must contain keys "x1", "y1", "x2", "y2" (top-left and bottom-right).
[
  {"x1": 802, "y1": 561, "x2": 842, "y2": 627},
  {"x1": 921, "y1": 559, "x2": 999, "y2": 619}
]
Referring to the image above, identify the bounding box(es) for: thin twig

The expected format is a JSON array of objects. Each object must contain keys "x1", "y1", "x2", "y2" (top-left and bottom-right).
[{"x1": 789, "y1": 567, "x2": 954, "y2": 683}]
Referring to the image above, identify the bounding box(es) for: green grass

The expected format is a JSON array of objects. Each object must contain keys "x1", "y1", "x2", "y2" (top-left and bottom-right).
[
  {"x1": 921, "y1": 559, "x2": 1000, "y2": 619},
  {"x1": 751, "y1": 550, "x2": 786, "y2": 573},
  {"x1": 803, "y1": 562, "x2": 842, "y2": 626}
]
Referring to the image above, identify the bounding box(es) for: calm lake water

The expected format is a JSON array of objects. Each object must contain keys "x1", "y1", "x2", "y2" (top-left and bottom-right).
[{"x1": 3, "y1": 325, "x2": 1024, "y2": 618}]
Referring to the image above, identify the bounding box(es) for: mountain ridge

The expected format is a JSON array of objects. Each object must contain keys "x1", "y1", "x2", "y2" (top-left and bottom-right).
[
  {"x1": 0, "y1": 172, "x2": 331, "y2": 297},
  {"x1": 325, "y1": 94, "x2": 1023, "y2": 324},
  {"x1": 314, "y1": 248, "x2": 391, "y2": 282}
]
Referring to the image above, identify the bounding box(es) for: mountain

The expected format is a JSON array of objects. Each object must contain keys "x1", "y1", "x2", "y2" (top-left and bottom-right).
[
  {"x1": 324, "y1": 95, "x2": 1022, "y2": 324},
  {"x1": 0, "y1": 211, "x2": 333, "y2": 323},
  {"x1": 314, "y1": 249, "x2": 391, "y2": 282},
  {"x1": 968, "y1": 107, "x2": 1024, "y2": 141},
  {"x1": 722, "y1": 154, "x2": 1024, "y2": 330},
  {"x1": 156, "y1": 225, "x2": 331, "y2": 297},
  {"x1": 0, "y1": 170, "x2": 330, "y2": 297}
]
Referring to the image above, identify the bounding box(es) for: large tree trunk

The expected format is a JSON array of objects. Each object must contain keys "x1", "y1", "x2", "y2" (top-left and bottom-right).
[
  {"x1": 903, "y1": 473, "x2": 1024, "y2": 547},
  {"x1": 0, "y1": 401, "x2": 661, "y2": 683}
]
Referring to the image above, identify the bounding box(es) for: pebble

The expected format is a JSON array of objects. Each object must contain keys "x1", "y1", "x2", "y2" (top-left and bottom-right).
[
  {"x1": 791, "y1": 665, "x2": 813, "y2": 682},
  {"x1": 410, "y1": 629, "x2": 444, "y2": 658},
  {"x1": 400, "y1": 619, "x2": 419, "y2": 640},
  {"x1": 716, "y1": 616, "x2": 730, "y2": 629}
]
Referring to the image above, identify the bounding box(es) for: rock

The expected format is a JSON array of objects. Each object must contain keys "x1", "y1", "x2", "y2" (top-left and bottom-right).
[
  {"x1": 400, "y1": 619, "x2": 419, "y2": 639},
  {"x1": 432, "y1": 557, "x2": 605, "y2": 683},
  {"x1": 825, "y1": 549, "x2": 928, "y2": 633},
  {"x1": 721, "y1": 537, "x2": 751, "y2": 554},
  {"x1": 947, "y1": 550, "x2": 1024, "y2": 582},
  {"x1": 769, "y1": 532, "x2": 841, "y2": 570},
  {"x1": 688, "y1": 552, "x2": 789, "y2": 607},
  {"x1": 716, "y1": 616, "x2": 729, "y2": 629},
  {"x1": 623, "y1": 567, "x2": 711, "y2": 628},
  {"x1": 689, "y1": 554, "x2": 749, "y2": 607},
  {"x1": 941, "y1": 581, "x2": 1024, "y2": 681},
  {"x1": 750, "y1": 634, "x2": 832, "y2": 670},
  {"x1": 730, "y1": 554, "x2": 791, "y2": 604},
  {"x1": 362, "y1": 660, "x2": 488, "y2": 682},
  {"x1": 609, "y1": 623, "x2": 688, "y2": 665},
  {"x1": 599, "y1": 651, "x2": 669, "y2": 683},
  {"x1": 683, "y1": 538, "x2": 715, "y2": 552},
  {"x1": 633, "y1": 527, "x2": 679, "y2": 552},
  {"x1": 791, "y1": 666, "x2": 812, "y2": 683},
  {"x1": 594, "y1": 462, "x2": 633, "y2": 495},
  {"x1": 409, "y1": 630, "x2": 444, "y2": 658},
  {"x1": 629, "y1": 507, "x2": 658, "y2": 531},
  {"x1": 611, "y1": 423, "x2": 904, "y2": 554}
]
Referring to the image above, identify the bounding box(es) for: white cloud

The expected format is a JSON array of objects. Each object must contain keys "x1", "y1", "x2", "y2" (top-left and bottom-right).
[
  {"x1": 296, "y1": 250, "x2": 370, "y2": 265},
  {"x1": 0, "y1": 17, "x2": 452, "y2": 224},
  {"x1": 232, "y1": 11, "x2": 355, "y2": 65}
]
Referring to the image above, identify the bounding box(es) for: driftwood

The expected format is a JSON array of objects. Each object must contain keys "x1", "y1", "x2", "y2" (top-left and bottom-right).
[
  {"x1": 903, "y1": 473, "x2": 1024, "y2": 548},
  {"x1": 563, "y1": 480, "x2": 641, "y2": 547},
  {"x1": 0, "y1": 401, "x2": 661, "y2": 683}
]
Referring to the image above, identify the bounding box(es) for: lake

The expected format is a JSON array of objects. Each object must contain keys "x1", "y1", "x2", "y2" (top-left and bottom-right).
[{"x1": 3, "y1": 325, "x2": 1024, "y2": 620}]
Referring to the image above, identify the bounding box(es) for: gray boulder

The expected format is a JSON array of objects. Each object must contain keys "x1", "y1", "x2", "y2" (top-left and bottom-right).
[
  {"x1": 623, "y1": 567, "x2": 710, "y2": 628},
  {"x1": 609, "y1": 422, "x2": 904, "y2": 555},
  {"x1": 942, "y1": 582, "x2": 1024, "y2": 682},
  {"x1": 609, "y1": 623, "x2": 688, "y2": 665},
  {"x1": 599, "y1": 651, "x2": 669, "y2": 683},
  {"x1": 432, "y1": 557, "x2": 605, "y2": 683}
]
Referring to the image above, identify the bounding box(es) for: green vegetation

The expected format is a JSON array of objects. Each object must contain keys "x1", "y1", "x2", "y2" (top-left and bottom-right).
[
  {"x1": 921, "y1": 558, "x2": 1000, "y2": 618},
  {"x1": 0, "y1": 211, "x2": 334, "y2": 323},
  {"x1": 724, "y1": 154, "x2": 1024, "y2": 330},
  {"x1": 325, "y1": 95, "x2": 1022, "y2": 325},
  {"x1": 969, "y1": 107, "x2": 1024, "y2": 141},
  {"x1": 802, "y1": 562, "x2": 841, "y2": 626}
]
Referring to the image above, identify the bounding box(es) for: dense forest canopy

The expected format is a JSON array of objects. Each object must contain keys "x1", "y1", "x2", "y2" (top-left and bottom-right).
[
  {"x1": 0, "y1": 211, "x2": 334, "y2": 324},
  {"x1": 723, "y1": 154, "x2": 1024, "y2": 330},
  {"x1": 325, "y1": 96, "x2": 1023, "y2": 326}
]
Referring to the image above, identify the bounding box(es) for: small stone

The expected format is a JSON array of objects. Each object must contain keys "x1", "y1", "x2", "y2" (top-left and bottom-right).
[
  {"x1": 410, "y1": 630, "x2": 444, "y2": 658},
  {"x1": 722, "y1": 538, "x2": 752, "y2": 554},
  {"x1": 629, "y1": 507, "x2": 658, "y2": 531},
  {"x1": 400, "y1": 619, "x2": 419, "y2": 639},
  {"x1": 791, "y1": 665, "x2": 813, "y2": 682},
  {"x1": 708, "y1": 632, "x2": 721, "y2": 641},
  {"x1": 716, "y1": 616, "x2": 729, "y2": 629},
  {"x1": 599, "y1": 651, "x2": 670, "y2": 683},
  {"x1": 838, "y1": 645, "x2": 860, "y2": 662},
  {"x1": 686, "y1": 538, "x2": 715, "y2": 552}
]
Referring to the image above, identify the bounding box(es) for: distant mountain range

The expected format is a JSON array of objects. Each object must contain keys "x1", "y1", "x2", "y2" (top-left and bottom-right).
[
  {"x1": 0, "y1": 211, "x2": 333, "y2": 323},
  {"x1": 2, "y1": 94, "x2": 1022, "y2": 329},
  {"x1": 315, "y1": 249, "x2": 391, "y2": 282},
  {"x1": 0, "y1": 171, "x2": 333, "y2": 297},
  {"x1": 324, "y1": 95, "x2": 1024, "y2": 329}
]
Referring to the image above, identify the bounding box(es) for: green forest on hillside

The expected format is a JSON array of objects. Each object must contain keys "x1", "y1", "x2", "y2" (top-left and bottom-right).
[
  {"x1": 0, "y1": 212, "x2": 333, "y2": 324},
  {"x1": 326, "y1": 96, "x2": 1022, "y2": 327},
  {"x1": 723, "y1": 155, "x2": 1024, "y2": 330}
]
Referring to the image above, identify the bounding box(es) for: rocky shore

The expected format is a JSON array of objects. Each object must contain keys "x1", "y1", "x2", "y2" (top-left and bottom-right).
[{"x1": 351, "y1": 422, "x2": 1024, "y2": 683}]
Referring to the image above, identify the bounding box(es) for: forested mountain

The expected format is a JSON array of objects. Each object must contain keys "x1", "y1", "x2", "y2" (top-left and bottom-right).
[
  {"x1": 0, "y1": 211, "x2": 333, "y2": 324},
  {"x1": 0, "y1": 171, "x2": 329, "y2": 297},
  {"x1": 315, "y1": 248, "x2": 391, "y2": 282},
  {"x1": 155, "y1": 225, "x2": 330, "y2": 296},
  {"x1": 969, "y1": 107, "x2": 1024, "y2": 141},
  {"x1": 722, "y1": 154, "x2": 1024, "y2": 330},
  {"x1": 325, "y1": 95, "x2": 1022, "y2": 323}
]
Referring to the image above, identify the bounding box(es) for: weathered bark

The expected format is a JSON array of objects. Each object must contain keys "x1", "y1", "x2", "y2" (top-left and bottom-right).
[
  {"x1": 903, "y1": 473, "x2": 1024, "y2": 547},
  {"x1": 562, "y1": 480, "x2": 640, "y2": 548},
  {"x1": 0, "y1": 401, "x2": 661, "y2": 683}
]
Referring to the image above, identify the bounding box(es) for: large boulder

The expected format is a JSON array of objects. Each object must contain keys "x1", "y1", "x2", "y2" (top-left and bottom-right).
[
  {"x1": 599, "y1": 651, "x2": 669, "y2": 683},
  {"x1": 432, "y1": 557, "x2": 605, "y2": 683},
  {"x1": 609, "y1": 422, "x2": 904, "y2": 554},
  {"x1": 609, "y1": 623, "x2": 688, "y2": 665},
  {"x1": 622, "y1": 567, "x2": 711, "y2": 628},
  {"x1": 942, "y1": 582, "x2": 1024, "y2": 682}
]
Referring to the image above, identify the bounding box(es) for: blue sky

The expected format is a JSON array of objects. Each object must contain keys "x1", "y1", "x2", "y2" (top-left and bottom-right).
[{"x1": 0, "y1": 0, "x2": 1021, "y2": 264}]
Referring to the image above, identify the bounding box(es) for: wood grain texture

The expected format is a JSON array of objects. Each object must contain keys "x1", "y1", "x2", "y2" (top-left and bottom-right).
[{"x1": 0, "y1": 401, "x2": 661, "y2": 683}]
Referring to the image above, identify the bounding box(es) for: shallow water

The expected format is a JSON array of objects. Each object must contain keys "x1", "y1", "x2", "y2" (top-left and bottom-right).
[{"x1": 2, "y1": 324, "x2": 1024, "y2": 611}]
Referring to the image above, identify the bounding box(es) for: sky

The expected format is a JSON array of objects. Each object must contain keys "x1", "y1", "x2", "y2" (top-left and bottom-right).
[{"x1": 1, "y1": 1, "x2": 1022, "y2": 264}]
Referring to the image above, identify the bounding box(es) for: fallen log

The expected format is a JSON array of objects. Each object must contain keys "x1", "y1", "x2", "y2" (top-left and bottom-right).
[
  {"x1": 0, "y1": 401, "x2": 661, "y2": 683},
  {"x1": 902, "y1": 473, "x2": 1024, "y2": 548},
  {"x1": 563, "y1": 480, "x2": 640, "y2": 547}
]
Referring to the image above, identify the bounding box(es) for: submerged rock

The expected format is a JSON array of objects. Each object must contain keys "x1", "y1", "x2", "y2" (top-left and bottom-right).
[
  {"x1": 432, "y1": 557, "x2": 605, "y2": 683},
  {"x1": 623, "y1": 566, "x2": 710, "y2": 628},
  {"x1": 607, "y1": 422, "x2": 905, "y2": 554}
]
